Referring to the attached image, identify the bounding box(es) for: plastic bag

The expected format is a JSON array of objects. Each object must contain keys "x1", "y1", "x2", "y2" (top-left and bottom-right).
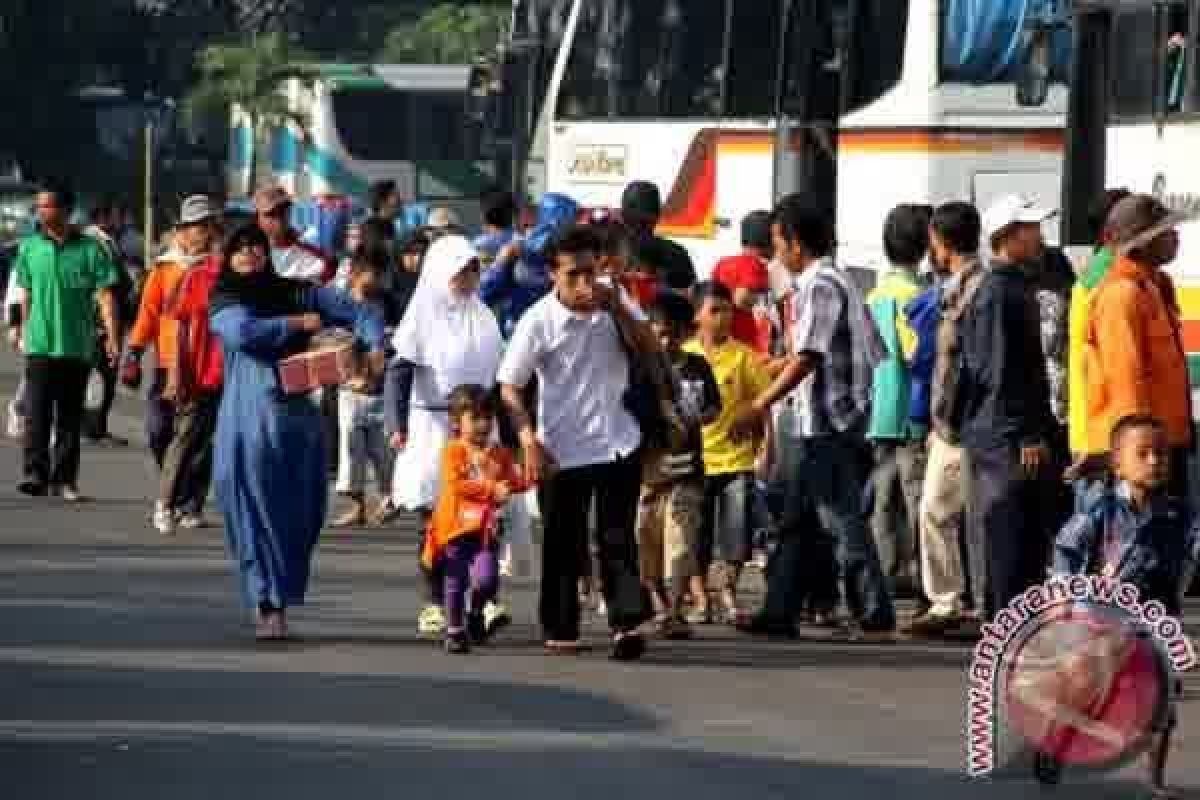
[{"x1": 85, "y1": 371, "x2": 105, "y2": 411}]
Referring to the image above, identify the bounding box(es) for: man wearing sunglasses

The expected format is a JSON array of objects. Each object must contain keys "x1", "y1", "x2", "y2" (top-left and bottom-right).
[{"x1": 254, "y1": 187, "x2": 335, "y2": 286}]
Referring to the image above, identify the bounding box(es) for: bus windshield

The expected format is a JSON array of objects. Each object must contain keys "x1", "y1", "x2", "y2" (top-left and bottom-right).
[
  {"x1": 330, "y1": 89, "x2": 468, "y2": 162},
  {"x1": 940, "y1": 0, "x2": 1071, "y2": 83},
  {"x1": 556, "y1": 0, "x2": 908, "y2": 121}
]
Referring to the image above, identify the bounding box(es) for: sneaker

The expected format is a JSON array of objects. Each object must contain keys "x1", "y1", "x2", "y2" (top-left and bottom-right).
[
  {"x1": 6, "y1": 408, "x2": 25, "y2": 439},
  {"x1": 177, "y1": 512, "x2": 207, "y2": 530},
  {"x1": 417, "y1": 604, "x2": 447, "y2": 637},
  {"x1": 444, "y1": 629, "x2": 471, "y2": 654},
  {"x1": 86, "y1": 433, "x2": 128, "y2": 448},
  {"x1": 56, "y1": 485, "x2": 86, "y2": 503},
  {"x1": 482, "y1": 601, "x2": 512, "y2": 640},
  {"x1": 153, "y1": 505, "x2": 177, "y2": 536}
]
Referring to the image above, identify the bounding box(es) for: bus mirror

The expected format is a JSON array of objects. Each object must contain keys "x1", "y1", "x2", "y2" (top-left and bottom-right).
[{"x1": 1016, "y1": 25, "x2": 1053, "y2": 107}]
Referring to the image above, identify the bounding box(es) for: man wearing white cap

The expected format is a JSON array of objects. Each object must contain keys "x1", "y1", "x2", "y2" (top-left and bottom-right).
[{"x1": 957, "y1": 194, "x2": 1060, "y2": 618}]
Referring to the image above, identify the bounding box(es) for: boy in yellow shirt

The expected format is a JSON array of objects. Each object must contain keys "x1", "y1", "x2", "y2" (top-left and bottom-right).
[{"x1": 684, "y1": 282, "x2": 772, "y2": 623}]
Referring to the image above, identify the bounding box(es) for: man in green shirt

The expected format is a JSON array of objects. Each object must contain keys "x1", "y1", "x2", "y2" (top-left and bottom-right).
[{"x1": 15, "y1": 182, "x2": 120, "y2": 499}]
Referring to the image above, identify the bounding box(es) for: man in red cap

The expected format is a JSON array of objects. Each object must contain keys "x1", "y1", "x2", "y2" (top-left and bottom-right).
[{"x1": 254, "y1": 187, "x2": 335, "y2": 285}]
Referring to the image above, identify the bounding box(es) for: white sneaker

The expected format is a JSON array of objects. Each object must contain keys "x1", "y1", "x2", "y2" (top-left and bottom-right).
[
  {"x1": 6, "y1": 408, "x2": 24, "y2": 439},
  {"x1": 177, "y1": 512, "x2": 207, "y2": 530},
  {"x1": 153, "y1": 505, "x2": 177, "y2": 536},
  {"x1": 417, "y1": 604, "x2": 446, "y2": 636}
]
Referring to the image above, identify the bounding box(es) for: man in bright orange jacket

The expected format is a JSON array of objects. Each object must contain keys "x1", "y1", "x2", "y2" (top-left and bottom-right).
[{"x1": 1085, "y1": 194, "x2": 1194, "y2": 497}]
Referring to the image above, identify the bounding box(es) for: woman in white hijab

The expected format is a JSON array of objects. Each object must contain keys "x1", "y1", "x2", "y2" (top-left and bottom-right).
[{"x1": 385, "y1": 234, "x2": 504, "y2": 634}]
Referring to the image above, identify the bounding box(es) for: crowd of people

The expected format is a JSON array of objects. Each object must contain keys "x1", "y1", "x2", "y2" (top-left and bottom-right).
[{"x1": 4, "y1": 177, "x2": 1199, "y2": 683}]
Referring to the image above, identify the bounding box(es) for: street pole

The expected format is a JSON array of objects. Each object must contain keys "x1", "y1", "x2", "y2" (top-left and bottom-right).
[{"x1": 144, "y1": 121, "x2": 153, "y2": 267}]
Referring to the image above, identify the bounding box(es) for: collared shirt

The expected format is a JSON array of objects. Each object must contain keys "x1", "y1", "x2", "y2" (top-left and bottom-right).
[
  {"x1": 930, "y1": 258, "x2": 984, "y2": 444},
  {"x1": 1054, "y1": 482, "x2": 1200, "y2": 614},
  {"x1": 14, "y1": 230, "x2": 118, "y2": 362},
  {"x1": 780, "y1": 257, "x2": 885, "y2": 438},
  {"x1": 497, "y1": 292, "x2": 645, "y2": 470}
]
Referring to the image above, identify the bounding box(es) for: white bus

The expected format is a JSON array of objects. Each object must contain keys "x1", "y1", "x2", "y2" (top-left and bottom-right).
[
  {"x1": 229, "y1": 64, "x2": 497, "y2": 223},
  {"x1": 1020, "y1": 0, "x2": 1200, "y2": 382},
  {"x1": 492, "y1": 0, "x2": 1069, "y2": 275}
]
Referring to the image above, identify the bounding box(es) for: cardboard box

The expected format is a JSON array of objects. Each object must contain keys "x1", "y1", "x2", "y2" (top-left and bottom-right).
[{"x1": 277, "y1": 333, "x2": 357, "y2": 395}]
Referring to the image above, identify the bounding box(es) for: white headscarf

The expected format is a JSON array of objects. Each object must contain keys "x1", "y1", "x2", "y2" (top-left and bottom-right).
[{"x1": 391, "y1": 234, "x2": 503, "y2": 400}]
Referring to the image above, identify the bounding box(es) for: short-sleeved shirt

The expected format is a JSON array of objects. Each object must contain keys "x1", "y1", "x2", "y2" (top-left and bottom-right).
[
  {"x1": 497, "y1": 292, "x2": 646, "y2": 471},
  {"x1": 713, "y1": 252, "x2": 771, "y2": 353},
  {"x1": 15, "y1": 230, "x2": 118, "y2": 362},
  {"x1": 782, "y1": 258, "x2": 883, "y2": 438},
  {"x1": 683, "y1": 337, "x2": 771, "y2": 475},
  {"x1": 642, "y1": 350, "x2": 721, "y2": 486}
]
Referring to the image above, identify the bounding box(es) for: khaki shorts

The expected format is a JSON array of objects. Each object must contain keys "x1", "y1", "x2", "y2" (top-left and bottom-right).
[{"x1": 636, "y1": 480, "x2": 703, "y2": 582}]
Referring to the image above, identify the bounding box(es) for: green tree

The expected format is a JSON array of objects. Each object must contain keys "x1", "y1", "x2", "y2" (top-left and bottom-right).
[
  {"x1": 183, "y1": 31, "x2": 318, "y2": 185},
  {"x1": 380, "y1": 3, "x2": 510, "y2": 64}
]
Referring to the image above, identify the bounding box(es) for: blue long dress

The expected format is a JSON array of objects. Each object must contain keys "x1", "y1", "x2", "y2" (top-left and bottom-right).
[{"x1": 210, "y1": 288, "x2": 385, "y2": 611}]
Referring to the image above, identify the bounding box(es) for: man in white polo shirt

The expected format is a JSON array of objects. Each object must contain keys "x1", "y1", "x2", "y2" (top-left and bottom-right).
[{"x1": 499, "y1": 224, "x2": 657, "y2": 661}]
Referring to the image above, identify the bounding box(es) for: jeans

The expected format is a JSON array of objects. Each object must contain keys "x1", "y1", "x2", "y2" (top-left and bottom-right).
[
  {"x1": 697, "y1": 472, "x2": 754, "y2": 574},
  {"x1": 334, "y1": 392, "x2": 391, "y2": 496},
  {"x1": 868, "y1": 438, "x2": 927, "y2": 588},
  {"x1": 765, "y1": 430, "x2": 895, "y2": 630},
  {"x1": 537, "y1": 453, "x2": 651, "y2": 641},
  {"x1": 23, "y1": 356, "x2": 90, "y2": 488}
]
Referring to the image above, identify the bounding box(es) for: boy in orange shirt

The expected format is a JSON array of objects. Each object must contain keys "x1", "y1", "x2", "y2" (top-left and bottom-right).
[{"x1": 424, "y1": 384, "x2": 533, "y2": 653}]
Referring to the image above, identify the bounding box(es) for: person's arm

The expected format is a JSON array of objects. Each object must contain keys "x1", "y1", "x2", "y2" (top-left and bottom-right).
[
  {"x1": 127, "y1": 269, "x2": 163, "y2": 354},
  {"x1": 606, "y1": 287, "x2": 659, "y2": 354},
  {"x1": 305, "y1": 286, "x2": 387, "y2": 353},
  {"x1": 479, "y1": 241, "x2": 520, "y2": 307},
  {"x1": 698, "y1": 357, "x2": 722, "y2": 426},
  {"x1": 747, "y1": 279, "x2": 840, "y2": 418},
  {"x1": 383, "y1": 358, "x2": 415, "y2": 445},
  {"x1": 1052, "y1": 510, "x2": 1099, "y2": 576},
  {"x1": 96, "y1": 288, "x2": 120, "y2": 364},
  {"x1": 210, "y1": 306, "x2": 317, "y2": 355}
]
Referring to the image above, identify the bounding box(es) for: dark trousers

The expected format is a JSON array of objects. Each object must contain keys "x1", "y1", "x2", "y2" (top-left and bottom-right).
[
  {"x1": 145, "y1": 369, "x2": 175, "y2": 467},
  {"x1": 23, "y1": 356, "x2": 90, "y2": 488},
  {"x1": 764, "y1": 431, "x2": 895, "y2": 630},
  {"x1": 537, "y1": 453, "x2": 651, "y2": 641},
  {"x1": 159, "y1": 391, "x2": 218, "y2": 513},
  {"x1": 82, "y1": 355, "x2": 117, "y2": 440},
  {"x1": 964, "y1": 441, "x2": 1064, "y2": 618}
]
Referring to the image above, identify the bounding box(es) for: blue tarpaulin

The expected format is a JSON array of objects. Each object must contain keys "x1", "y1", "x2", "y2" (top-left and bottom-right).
[{"x1": 941, "y1": 0, "x2": 1071, "y2": 83}]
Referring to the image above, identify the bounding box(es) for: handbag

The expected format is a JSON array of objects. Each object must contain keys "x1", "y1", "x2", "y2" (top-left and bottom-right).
[{"x1": 609, "y1": 309, "x2": 678, "y2": 449}]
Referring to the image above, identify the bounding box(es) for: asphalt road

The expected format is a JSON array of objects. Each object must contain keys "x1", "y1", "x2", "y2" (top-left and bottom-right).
[{"x1": 0, "y1": 351, "x2": 1197, "y2": 799}]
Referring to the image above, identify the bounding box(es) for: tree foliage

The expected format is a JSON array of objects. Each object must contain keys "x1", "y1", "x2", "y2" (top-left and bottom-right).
[
  {"x1": 380, "y1": 3, "x2": 510, "y2": 64},
  {"x1": 184, "y1": 32, "x2": 319, "y2": 181}
]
